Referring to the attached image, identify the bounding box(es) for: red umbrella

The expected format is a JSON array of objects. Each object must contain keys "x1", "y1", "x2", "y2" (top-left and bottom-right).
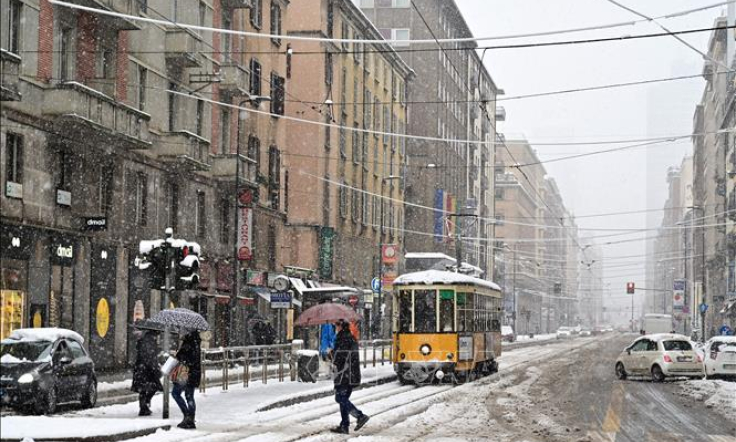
[{"x1": 295, "y1": 303, "x2": 362, "y2": 326}]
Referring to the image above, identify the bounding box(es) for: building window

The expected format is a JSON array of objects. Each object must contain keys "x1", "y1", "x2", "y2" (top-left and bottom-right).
[
  {"x1": 339, "y1": 113, "x2": 347, "y2": 158},
  {"x1": 196, "y1": 190, "x2": 206, "y2": 238},
  {"x1": 220, "y1": 198, "x2": 231, "y2": 244},
  {"x1": 222, "y1": 14, "x2": 232, "y2": 55},
  {"x1": 168, "y1": 82, "x2": 178, "y2": 131},
  {"x1": 59, "y1": 27, "x2": 74, "y2": 81},
  {"x1": 198, "y1": 0, "x2": 206, "y2": 26},
  {"x1": 220, "y1": 104, "x2": 231, "y2": 154},
  {"x1": 353, "y1": 78, "x2": 359, "y2": 121},
  {"x1": 195, "y1": 99, "x2": 204, "y2": 136},
  {"x1": 7, "y1": 0, "x2": 22, "y2": 55},
  {"x1": 166, "y1": 182, "x2": 179, "y2": 231},
  {"x1": 250, "y1": 0, "x2": 262, "y2": 28},
  {"x1": 352, "y1": 124, "x2": 360, "y2": 164},
  {"x1": 247, "y1": 135, "x2": 260, "y2": 182},
  {"x1": 95, "y1": 39, "x2": 115, "y2": 81},
  {"x1": 341, "y1": 23, "x2": 349, "y2": 52},
  {"x1": 5, "y1": 133, "x2": 23, "y2": 187},
  {"x1": 270, "y1": 73, "x2": 285, "y2": 115},
  {"x1": 135, "y1": 172, "x2": 148, "y2": 226},
  {"x1": 270, "y1": 2, "x2": 281, "y2": 45},
  {"x1": 137, "y1": 66, "x2": 147, "y2": 111},
  {"x1": 268, "y1": 146, "x2": 280, "y2": 210},
  {"x1": 339, "y1": 178, "x2": 347, "y2": 219},
  {"x1": 324, "y1": 114, "x2": 332, "y2": 150},
  {"x1": 249, "y1": 58, "x2": 262, "y2": 96},
  {"x1": 323, "y1": 174, "x2": 331, "y2": 224},
  {"x1": 365, "y1": 90, "x2": 372, "y2": 129},
  {"x1": 325, "y1": 53, "x2": 333, "y2": 86},
  {"x1": 382, "y1": 107, "x2": 389, "y2": 143}
]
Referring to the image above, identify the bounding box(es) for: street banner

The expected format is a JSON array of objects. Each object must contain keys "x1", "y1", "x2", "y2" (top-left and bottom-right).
[
  {"x1": 673, "y1": 279, "x2": 685, "y2": 311},
  {"x1": 382, "y1": 244, "x2": 399, "y2": 290},
  {"x1": 237, "y1": 205, "x2": 253, "y2": 261}
]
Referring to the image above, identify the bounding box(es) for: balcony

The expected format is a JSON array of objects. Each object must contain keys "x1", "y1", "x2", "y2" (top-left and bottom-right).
[
  {"x1": 72, "y1": 0, "x2": 141, "y2": 29},
  {"x1": 165, "y1": 28, "x2": 203, "y2": 68},
  {"x1": 157, "y1": 131, "x2": 211, "y2": 171},
  {"x1": 218, "y1": 62, "x2": 249, "y2": 96},
  {"x1": 210, "y1": 153, "x2": 258, "y2": 184},
  {"x1": 1, "y1": 49, "x2": 21, "y2": 101},
  {"x1": 43, "y1": 81, "x2": 150, "y2": 150},
  {"x1": 221, "y1": 0, "x2": 252, "y2": 8}
]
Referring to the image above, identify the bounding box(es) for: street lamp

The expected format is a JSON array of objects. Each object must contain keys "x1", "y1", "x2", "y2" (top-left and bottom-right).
[{"x1": 375, "y1": 175, "x2": 402, "y2": 339}]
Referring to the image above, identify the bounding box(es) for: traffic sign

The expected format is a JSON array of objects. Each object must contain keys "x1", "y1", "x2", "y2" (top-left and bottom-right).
[
  {"x1": 699, "y1": 303, "x2": 708, "y2": 314},
  {"x1": 371, "y1": 277, "x2": 381, "y2": 293}
]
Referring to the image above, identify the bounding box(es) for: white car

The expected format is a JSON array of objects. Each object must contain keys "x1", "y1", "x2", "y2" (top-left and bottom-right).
[
  {"x1": 556, "y1": 327, "x2": 572, "y2": 339},
  {"x1": 579, "y1": 329, "x2": 592, "y2": 337},
  {"x1": 615, "y1": 333, "x2": 703, "y2": 382},
  {"x1": 703, "y1": 336, "x2": 736, "y2": 379}
]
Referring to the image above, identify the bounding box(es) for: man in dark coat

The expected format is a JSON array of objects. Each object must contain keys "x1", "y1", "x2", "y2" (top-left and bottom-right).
[
  {"x1": 131, "y1": 330, "x2": 163, "y2": 416},
  {"x1": 172, "y1": 331, "x2": 201, "y2": 429},
  {"x1": 330, "y1": 319, "x2": 369, "y2": 434}
]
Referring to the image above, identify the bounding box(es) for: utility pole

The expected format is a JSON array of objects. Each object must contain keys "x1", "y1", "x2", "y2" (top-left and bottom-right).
[{"x1": 162, "y1": 228, "x2": 174, "y2": 420}]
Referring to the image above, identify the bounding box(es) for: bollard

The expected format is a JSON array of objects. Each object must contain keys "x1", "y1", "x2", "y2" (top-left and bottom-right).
[
  {"x1": 381, "y1": 341, "x2": 385, "y2": 366},
  {"x1": 372, "y1": 343, "x2": 376, "y2": 367},
  {"x1": 223, "y1": 349, "x2": 229, "y2": 391},
  {"x1": 200, "y1": 349, "x2": 206, "y2": 393},
  {"x1": 363, "y1": 344, "x2": 367, "y2": 369},
  {"x1": 389, "y1": 341, "x2": 393, "y2": 364},
  {"x1": 262, "y1": 349, "x2": 268, "y2": 384},
  {"x1": 278, "y1": 350, "x2": 284, "y2": 382},
  {"x1": 244, "y1": 349, "x2": 250, "y2": 388}
]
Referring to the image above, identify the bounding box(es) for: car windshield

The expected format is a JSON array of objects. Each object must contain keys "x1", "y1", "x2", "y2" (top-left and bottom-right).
[
  {"x1": 713, "y1": 341, "x2": 736, "y2": 352},
  {"x1": 0, "y1": 341, "x2": 53, "y2": 363},
  {"x1": 662, "y1": 340, "x2": 692, "y2": 352}
]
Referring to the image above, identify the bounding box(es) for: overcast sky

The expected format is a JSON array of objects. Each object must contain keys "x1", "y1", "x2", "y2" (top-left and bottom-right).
[{"x1": 457, "y1": 0, "x2": 721, "y2": 321}]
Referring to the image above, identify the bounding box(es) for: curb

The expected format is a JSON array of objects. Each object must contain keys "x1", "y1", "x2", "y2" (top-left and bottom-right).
[
  {"x1": 257, "y1": 374, "x2": 398, "y2": 412},
  {"x1": 0, "y1": 425, "x2": 171, "y2": 442}
]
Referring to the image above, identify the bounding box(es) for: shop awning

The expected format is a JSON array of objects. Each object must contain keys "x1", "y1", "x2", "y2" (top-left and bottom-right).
[{"x1": 247, "y1": 287, "x2": 272, "y2": 302}]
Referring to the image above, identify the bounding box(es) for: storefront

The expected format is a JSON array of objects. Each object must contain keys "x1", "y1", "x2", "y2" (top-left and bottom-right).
[
  {"x1": 88, "y1": 243, "x2": 116, "y2": 370},
  {"x1": 48, "y1": 235, "x2": 76, "y2": 329},
  {"x1": 0, "y1": 224, "x2": 31, "y2": 339}
]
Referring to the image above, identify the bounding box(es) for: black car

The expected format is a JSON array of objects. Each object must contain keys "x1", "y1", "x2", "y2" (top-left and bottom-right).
[{"x1": 0, "y1": 329, "x2": 97, "y2": 414}]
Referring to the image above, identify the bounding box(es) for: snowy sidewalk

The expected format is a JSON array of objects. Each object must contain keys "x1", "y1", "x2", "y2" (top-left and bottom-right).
[{"x1": 0, "y1": 364, "x2": 396, "y2": 442}]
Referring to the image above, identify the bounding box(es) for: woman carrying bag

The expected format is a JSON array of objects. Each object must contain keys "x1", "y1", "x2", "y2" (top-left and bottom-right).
[
  {"x1": 171, "y1": 331, "x2": 201, "y2": 429},
  {"x1": 131, "y1": 330, "x2": 163, "y2": 416}
]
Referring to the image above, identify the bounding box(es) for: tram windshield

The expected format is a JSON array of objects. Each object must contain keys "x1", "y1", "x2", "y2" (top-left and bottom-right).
[
  {"x1": 398, "y1": 290, "x2": 412, "y2": 333},
  {"x1": 414, "y1": 289, "x2": 436, "y2": 333}
]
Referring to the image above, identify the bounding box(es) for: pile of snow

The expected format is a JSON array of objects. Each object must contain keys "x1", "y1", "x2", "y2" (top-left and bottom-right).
[
  {"x1": 0, "y1": 354, "x2": 28, "y2": 364},
  {"x1": 393, "y1": 270, "x2": 501, "y2": 291},
  {"x1": 296, "y1": 349, "x2": 319, "y2": 357},
  {"x1": 3, "y1": 328, "x2": 84, "y2": 344},
  {"x1": 0, "y1": 416, "x2": 167, "y2": 440},
  {"x1": 680, "y1": 379, "x2": 736, "y2": 422}
]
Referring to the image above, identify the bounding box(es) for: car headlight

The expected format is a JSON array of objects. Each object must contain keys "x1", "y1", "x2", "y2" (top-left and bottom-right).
[
  {"x1": 420, "y1": 344, "x2": 432, "y2": 355},
  {"x1": 17, "y1": 373, "x2": 34, "y2": 384}
]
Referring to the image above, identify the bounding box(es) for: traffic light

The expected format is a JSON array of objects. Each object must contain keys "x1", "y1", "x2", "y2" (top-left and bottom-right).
[
  {"x1": 174, "y1": 241, "x2": 200, "y2": 290},
  {"x1": 136, "y1": 240, "x2": 167, "y2": 289},
  {"x1": 626, "y1": 282, "x2": 635, "y2": 294}
]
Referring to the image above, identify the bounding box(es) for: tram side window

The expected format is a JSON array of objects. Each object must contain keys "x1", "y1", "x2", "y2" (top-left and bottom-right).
[
  {"x1": 414, "y1": 289, "x2": 436, "y2": 333},
  {"x1": 461, "y1": 293, "x2": 474, "y2": 332},
  {"x1": 439, "y1": 290, "x2": 454, "y2": 332},
  {"x1": 398, "y1": 290, "x2": 412, "y2": 333},
  {"x1": 457, "y1": 293, "x2": 467, "y2": 332}
]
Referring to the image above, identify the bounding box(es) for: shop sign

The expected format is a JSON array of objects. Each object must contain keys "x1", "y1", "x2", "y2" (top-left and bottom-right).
[
  {"x1": 381, "y1": 244, "x2": 399, "y2": 291},
  {"x1": 50, "y1": 238, "x2": 75, "y2": 266},
  {"x1": 270, "y1": 291, "x2": 291, "y2": 309},
  {"x1": 348, "y1": 295, "x2": 359, "y2": 307},
  {"x1": 5, "y1": 182, "x2": 22, "y2": 199},
  {"x1": 1, "y1": 225, "x2": 33, "y2": 260},
  {"x1": 246, "y1": 270, "x2": 267, "y2": 286},
  {"x1": 364, "y1": 293, "x2": 374, "y2": 304},
  {"x1": 96, "y1": 298, "x2": 110, "y2": 338},
  {"x1": 382, "y1": 245, "x2": 398, "y2": 264},
  {"x1": 56, "y1": 189, "x2": 72, "y2": 206},
  {"x1": 237, "y1": 206, "x2": 253, "y2": 261},
  {"x1": 673, "y1": 279, "x2": 686, "y2": 311},
  {"x1": 83, "y1": 216, "x2": 107, "y2": 231},
  {"x1": 239, "y1": 297, "x2": 256, "y2": 306},
  {"x1": 318, "y1": 227, "x2": 335, "y2": 280}
]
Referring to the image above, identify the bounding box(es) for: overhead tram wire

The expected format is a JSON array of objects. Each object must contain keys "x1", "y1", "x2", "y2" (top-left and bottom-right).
[{"x1": 49, "y1": 0, "x2": 736, "y2": 45}]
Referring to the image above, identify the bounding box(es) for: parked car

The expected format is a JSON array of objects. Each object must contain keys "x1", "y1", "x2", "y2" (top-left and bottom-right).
[
  {"x1": 579, "y1": 329, "x2": 592, "y2": 337},
  {"x1": 501, "y1": 326, "x2": 515, "y2": 342},
  {"x1": 556, "y1": 327, "x2": 573, "y2": 339},
  {"x1": 0, "y1": 328, "x2": 97, "y2": 414},
  {"x1": 615, "y1": 333, "x2": 703, "y2": 382},
  {"x1": 703, "y1": 336, "x2": 736, "y2": 379}
]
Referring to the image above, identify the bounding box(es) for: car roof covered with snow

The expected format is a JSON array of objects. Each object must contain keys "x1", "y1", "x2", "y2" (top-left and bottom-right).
[
  {"x1": 707, "y1": 336, "x2": 736, "y2": 343},
  {"x1": 2, "y1": 328, "x2": 84, "y2": 344},
  {"x1": 392, "y1": 270, "x2": 501, "y2": 291},
  {"x1": 638, "y1": 333, "x2": 690, "y2": 343}
]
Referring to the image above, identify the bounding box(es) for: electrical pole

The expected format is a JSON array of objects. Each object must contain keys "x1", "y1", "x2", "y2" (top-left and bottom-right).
[{"x1": 162, "y1": 228, "x2": 173, "y2": 419}]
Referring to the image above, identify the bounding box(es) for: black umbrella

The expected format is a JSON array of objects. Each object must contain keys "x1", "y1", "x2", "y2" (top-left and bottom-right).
[{"x1": 149, "y1": 308, "x2": 209, "y2": 331}]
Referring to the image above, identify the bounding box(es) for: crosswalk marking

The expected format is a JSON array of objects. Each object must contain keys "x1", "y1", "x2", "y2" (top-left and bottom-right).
[{"x1": 585, "y1": 431, "x2": 736, "y2": 442}]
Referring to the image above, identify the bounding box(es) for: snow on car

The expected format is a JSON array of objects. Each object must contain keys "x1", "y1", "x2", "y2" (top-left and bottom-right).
[
  {"x1": 703, "y1": 336, "x2": 736, "y2": 379},
  {"x1": 615, "y1": 333, "x2": 703, "y2": 382}
]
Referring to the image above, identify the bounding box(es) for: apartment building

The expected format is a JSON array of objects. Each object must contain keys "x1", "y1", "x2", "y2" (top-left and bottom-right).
[
  {"x1": 0, "y1": 0, "x2": 292, "y2": 366},
  {"x1": 356, "y1": 0, "x2": 499, "y2": 278},
  {"x1": 283, "y1": 0, "x2": 413, "y2": 336}
]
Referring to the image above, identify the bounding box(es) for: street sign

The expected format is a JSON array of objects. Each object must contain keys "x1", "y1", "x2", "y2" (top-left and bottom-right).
[
  {"x1": 270, "y1": 292, "x2": 291, "y2": 309},
  {"x1": 699, "y1": 303, "x2": 708, "y2": 314},
  {"x1": 371, "y1": 277, "x2": 381, "y2": 293}
]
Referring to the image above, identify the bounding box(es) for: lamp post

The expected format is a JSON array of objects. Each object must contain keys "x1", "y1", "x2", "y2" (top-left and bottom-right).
[
  {"x1": 687, "y1": 205, "x2": 706, "y2": 340},
  {"x1": 376, "y1": 175, "x2": 402, "y2": 339}
]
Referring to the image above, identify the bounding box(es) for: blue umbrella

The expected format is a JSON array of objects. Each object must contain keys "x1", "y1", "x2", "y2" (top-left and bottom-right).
[{"x1": 149, "y1": 308, "x2": 209, "y2": 331}]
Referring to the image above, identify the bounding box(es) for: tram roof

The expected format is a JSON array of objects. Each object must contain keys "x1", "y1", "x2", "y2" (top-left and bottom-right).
[{"x1": 393, "y1": 270, "x2": 501, "y2": 291}]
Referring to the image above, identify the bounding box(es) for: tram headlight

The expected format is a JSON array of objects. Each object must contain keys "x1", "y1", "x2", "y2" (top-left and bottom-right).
[
  {"x1": 446, "y1": 352, "x2": 454, "y2": 360},
  {"x1": 420, "y1": 344, "x2": 431, "y2": 355}
]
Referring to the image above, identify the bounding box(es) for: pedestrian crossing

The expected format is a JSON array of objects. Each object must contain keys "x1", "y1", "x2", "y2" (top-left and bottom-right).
[{"x1": 586, "y1": 431, "x2": 736, "y2": 442}]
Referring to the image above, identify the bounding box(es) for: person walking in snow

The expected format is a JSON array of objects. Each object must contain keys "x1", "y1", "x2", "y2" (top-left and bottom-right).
[
  {"x1": 330, "y1": 319, "x2": 369, "y2": 434},
  {"x1": 131, "y1": 329, "x2": 163, "y2": 416},
  {"x1": 171, "y1": 331, "x2": 201, "y2": 429}
]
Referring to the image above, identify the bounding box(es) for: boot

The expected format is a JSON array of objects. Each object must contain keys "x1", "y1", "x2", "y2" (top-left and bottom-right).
[
  {"x1": 176, "y1": 415, "x2": 189, "y2": 429},
  {"x1": 182, "y1": 413, "x2": 196, "y2": 429}
]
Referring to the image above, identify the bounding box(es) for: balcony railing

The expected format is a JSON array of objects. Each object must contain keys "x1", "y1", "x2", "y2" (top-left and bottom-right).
[
  {"x1": 0, "y1": 49, "x2": 21, "y2": 101},
  {"x1": 157, "y1": 131, "x2": 211, "y2": 170},
  {"x1": 74, "y1": 0, "x2": 141, "y2": 29},
  {"x1": 43, "y1": 81, "x2": 150, "y2": 149},
  {"x1": 165, "y1": 28, "x2": 203, "y2": 68},
  {"x1": 218, "y1": 62, "x2": 249, "y2": 95},
  {"x1": 210, "y1": 153, "x2": 257, "y2": 184}
]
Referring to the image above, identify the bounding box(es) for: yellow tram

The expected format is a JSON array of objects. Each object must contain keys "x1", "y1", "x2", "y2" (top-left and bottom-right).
[{"x1": 391, "y1": 270, "x2": 503, "y2": 384}]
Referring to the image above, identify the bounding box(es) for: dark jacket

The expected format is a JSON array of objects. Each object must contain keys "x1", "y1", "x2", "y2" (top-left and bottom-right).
[
  {"x1": 175, "y1": 332, "x2": 202, "y2": 388},
  {"x1": 131, "y1": 331, "x2": 163, "y2": 394},
  {"x1": 332, "y1": 328, "x2": 361, "y2": 387}
]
